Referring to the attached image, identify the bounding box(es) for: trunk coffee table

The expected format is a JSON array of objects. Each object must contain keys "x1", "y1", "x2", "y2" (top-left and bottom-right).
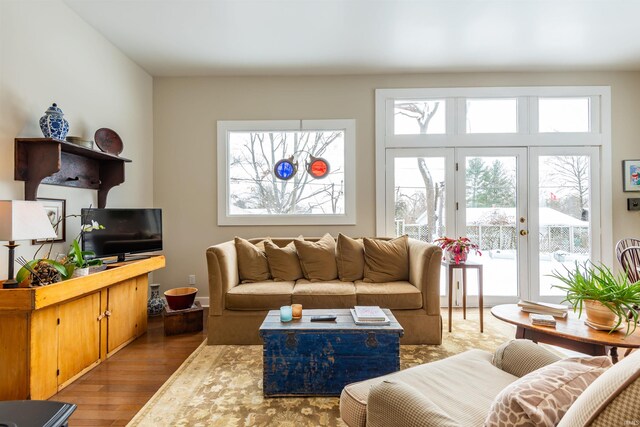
[
  {"x1": 491, "y1": 304, "x2": 640, "y2": 363},
  {"x1": 259, "y1": 308, "x2": 404, "y2": 397}
]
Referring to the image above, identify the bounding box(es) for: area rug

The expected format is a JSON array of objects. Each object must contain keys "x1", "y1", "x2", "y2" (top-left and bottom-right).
[{"x1": 128, "y1": 310, "x2": 514, "y2": 427}]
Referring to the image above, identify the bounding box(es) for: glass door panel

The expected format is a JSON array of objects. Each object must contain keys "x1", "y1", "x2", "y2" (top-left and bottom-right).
[
  {"x1": 531, "y1": 147, "x2": 600, "y2": 302},
  {"x1": 457, "y1": 148, "x2": 528, "y2": 305},
  {"x1": 385, "y1": 149, "x2": 454, "y2": 298}
]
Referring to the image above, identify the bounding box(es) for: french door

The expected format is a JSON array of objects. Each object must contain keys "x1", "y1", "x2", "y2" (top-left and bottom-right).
[{"x1": 386, "y1": 146, "x2": 600, "y2": 306}]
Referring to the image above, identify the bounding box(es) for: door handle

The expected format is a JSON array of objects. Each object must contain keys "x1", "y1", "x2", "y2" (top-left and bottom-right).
[{"x1": 520, "y1": 230, "x2": 528, "y2": 236}]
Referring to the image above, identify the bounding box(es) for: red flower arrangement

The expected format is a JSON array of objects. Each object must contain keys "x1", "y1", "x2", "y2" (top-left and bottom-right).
[{"x1": 434, "y1": 236, "x2": 482, "y2": 264}]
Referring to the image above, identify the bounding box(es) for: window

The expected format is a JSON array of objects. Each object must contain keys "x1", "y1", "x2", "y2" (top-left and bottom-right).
[
  {"x1": 376, "y1": 86, "x2": 612, "y2": 306},
  {"x1": 394, "y1": 99, "x2": 446, "y2": 135},
  {"x1": 217, "y1": 119, "x2": 356, "y2": 225},
  {"x1": 466, "y1": 98, "x2": 517, "y2": 133},
  {"x1": 539, "y1": 97, "x2": 590, "y2": 133}
]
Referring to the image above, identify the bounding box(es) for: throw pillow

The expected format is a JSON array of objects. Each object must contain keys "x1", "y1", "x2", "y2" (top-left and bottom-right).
[
  {"x1": 234, "y1": 237, "x2": 271, "y2": 283},
  {"x1": 336, "y1": 233, "x2": 365, "y2": 281},
  {"x1": 294, "y1": 233, "x2": 338, "y2": 281},
  {"x1": 363, "y1": 235, "x2": 409, "y2": 282},
  {"x1": 484, "y1": 356, "x2": 612, "y2": 427},
  {"x1": 264, "y1": 238, "x2": 304, "y2": 281}
]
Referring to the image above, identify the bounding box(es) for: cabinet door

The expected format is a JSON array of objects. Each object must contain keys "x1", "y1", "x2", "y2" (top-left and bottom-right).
[
  {"x1": 135, "y1": 276, "x2": 149, "y2": 335},
  {"x1": 58, "y1": 293, "x2": 101, "y2": 387},
  {"x1": 0, "y1": 313, "x2": 29, "y2": 400},
  {"x1": 107, "y1": 279, "x2": 139, "y2": 355},
  {"x1": 30, "y1": 305, "x2": 58, "y2": 399}
]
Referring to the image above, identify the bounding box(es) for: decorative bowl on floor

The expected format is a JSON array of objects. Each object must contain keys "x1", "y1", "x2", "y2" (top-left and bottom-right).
[{"x1": 164, "y1": 287, "x2": 198, "y2": 310}]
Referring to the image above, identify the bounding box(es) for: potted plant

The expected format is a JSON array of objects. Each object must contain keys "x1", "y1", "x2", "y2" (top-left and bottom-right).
[
  {"x1": 16, "y1": 217, "x2": 104, "y2": 284},
  {"x1": 65, "y1": 239, "x2": 102, "y2": 277},
  {"x1": 550, "y1": 261, "x2": 640, "y2": 337},
  {"x1": 434, "y1": 236, "x2": 482, "y2": 264}
]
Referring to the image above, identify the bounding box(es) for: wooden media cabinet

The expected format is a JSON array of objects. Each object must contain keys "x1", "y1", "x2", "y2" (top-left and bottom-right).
[{"x1": 0, "y1": 256, "x2": 165, "y2": 400}]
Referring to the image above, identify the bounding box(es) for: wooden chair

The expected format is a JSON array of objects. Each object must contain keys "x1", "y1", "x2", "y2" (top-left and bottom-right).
[
  {"x1": 616, "y1": 238, "x2": 640, "y2": 284},
  {"x1": 615, "y1": 238, "x2": 640, "y2": 356}
]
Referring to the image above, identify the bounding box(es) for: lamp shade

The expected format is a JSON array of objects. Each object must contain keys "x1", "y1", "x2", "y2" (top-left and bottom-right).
[{"x1": 0, "y1": 200, "x2": 58, "y2": 242}]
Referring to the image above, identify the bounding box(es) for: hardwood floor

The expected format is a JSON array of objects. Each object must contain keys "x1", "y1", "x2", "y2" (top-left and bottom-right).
[{"x1": 50, "y1": 312, "x2": 207, "y2": 426}]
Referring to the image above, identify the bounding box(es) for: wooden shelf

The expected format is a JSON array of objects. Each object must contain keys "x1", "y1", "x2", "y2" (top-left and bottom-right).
[{"x1": 14, "y1": 138, "x2": 132, "y2": 208}]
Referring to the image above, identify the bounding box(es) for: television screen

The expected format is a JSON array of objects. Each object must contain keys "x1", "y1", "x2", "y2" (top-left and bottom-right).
[{"x1": 81, "y1": 208, "x2": 162, "y2": 261}]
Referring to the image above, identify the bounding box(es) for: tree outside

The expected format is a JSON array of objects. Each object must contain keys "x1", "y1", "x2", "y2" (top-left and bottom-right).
[{"x1": 228, "y1": 130, "x2": 345, "y2": 215}]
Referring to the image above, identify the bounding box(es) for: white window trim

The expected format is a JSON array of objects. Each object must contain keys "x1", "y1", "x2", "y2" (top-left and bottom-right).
[
  {"x1": 375, "y1": 86, "x2": 612, "y2": 265},
  {"x1": 217, "y1": 119, "x2": 356, "y2": 226}
]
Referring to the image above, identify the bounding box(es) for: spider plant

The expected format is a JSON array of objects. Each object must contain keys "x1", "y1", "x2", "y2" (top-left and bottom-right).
[{"x1": 550, "y1": 261, "x2": 640, "y2": 337}]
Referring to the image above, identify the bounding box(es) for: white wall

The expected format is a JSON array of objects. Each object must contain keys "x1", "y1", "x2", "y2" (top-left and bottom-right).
[
  {"x1": 0, "y1": 0, "x2": 153, "y2": 279},
  {"x1": 153, "y1": 72, "x2": 640, "y2": 298}
]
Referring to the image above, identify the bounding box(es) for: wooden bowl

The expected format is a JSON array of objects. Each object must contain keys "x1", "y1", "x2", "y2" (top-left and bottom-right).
[{"x1": 164, "y1": 287, "x2": 198, "y2": 310}]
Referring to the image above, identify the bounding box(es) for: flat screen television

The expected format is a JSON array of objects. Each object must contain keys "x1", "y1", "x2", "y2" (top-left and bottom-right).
[{"x1": 81, "y1": 208, "x2": 163, "y2": 262}]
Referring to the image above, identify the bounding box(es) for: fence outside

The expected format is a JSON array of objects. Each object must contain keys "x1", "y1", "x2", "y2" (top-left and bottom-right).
[{"x1": 395, "y1": 220, "x2": 589, "y2": 254}]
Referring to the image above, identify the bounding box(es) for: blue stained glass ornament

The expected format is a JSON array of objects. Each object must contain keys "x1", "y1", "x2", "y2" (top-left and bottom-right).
[{"x1": 274, "y1": 158, "x2": 297, "y2": 180}]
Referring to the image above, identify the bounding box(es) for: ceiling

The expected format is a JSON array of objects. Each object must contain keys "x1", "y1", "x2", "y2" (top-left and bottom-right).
[{"x1": 63, "y1": 0, "x2": 640, "y2": 77}]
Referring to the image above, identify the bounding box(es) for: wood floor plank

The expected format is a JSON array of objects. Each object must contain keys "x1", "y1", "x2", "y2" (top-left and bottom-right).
[{"x1": 50, "y1": 310, "x2": 207, "y2": 426}]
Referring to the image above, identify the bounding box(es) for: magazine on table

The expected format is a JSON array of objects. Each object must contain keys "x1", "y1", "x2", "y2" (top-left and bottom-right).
[
  {"x1": 350, "y1": 309, "x2": 390, "y2": 326},
  {"x1": 353, "y1": 306, "x2": 387, "y2": 321},
  {"x1": 517, "y1": 299, "x2": 568, "y2": 317},
  {"x1": 529, "y1": 313, "x2": 557, "y2": 327}
]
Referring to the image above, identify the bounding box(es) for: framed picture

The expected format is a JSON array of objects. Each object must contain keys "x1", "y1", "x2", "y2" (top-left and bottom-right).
[
  {"x1": 623, "y1": 160, "x2": 640, "y2": 192},
  {"x1": 32, "y1": 198, "x2": 66, "y2": 244}
]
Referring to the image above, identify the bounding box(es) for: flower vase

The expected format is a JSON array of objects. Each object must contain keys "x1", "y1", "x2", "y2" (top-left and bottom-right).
[
  {"x1": 147, "y1": 284, "x2": 165, "y2": 316},
  {"x1": 445, "y1": 251, "x2": 467, "y2": 264},
  {"x1": 72, "y1": 267, "x2": 90, "y2": 278},
  {"x1": 39, "y1": 103, "x2": 70, "y2": 140}
]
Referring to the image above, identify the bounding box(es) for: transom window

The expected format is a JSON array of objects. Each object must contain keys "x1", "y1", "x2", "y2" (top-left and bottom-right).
[{"x1": 217, "y1": 119, "x2": 356, "y2": 225}]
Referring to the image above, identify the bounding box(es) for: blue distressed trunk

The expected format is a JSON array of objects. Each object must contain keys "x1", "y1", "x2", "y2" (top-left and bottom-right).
[{"x1": 259, "y1": 309, "x2": 403, "y2": 397}]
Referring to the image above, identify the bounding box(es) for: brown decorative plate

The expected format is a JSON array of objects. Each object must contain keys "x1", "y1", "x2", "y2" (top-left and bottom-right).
[{"x1": 94, "y1": 128, "x2": 123, "y2": 155}]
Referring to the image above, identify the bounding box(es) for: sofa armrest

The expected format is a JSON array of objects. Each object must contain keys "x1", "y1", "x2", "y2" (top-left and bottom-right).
[
  {"x1": 492, "y1": 339, "x2": 562, "y2": 377},
  {"x1": 366, "y1": 380, "x2": 458, "y2": 427},
  {"x1": 206, "y1": 241, "x2": 239, "y2": 316},
  {"x1": 407, "y1": 239, "x2": 442, "y2": 316}
]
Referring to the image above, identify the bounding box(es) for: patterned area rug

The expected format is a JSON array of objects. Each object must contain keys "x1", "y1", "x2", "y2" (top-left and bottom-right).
[{"x1": 128, "y1": 310, "x2": 515, "y2": 427}]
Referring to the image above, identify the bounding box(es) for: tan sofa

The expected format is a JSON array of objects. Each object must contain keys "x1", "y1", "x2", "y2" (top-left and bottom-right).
[
  {"x1": 340, "y1": 339, "x2": 640, "y2": 427},
  {"x1": 206, "y1": 236, "x2": 443, "y2": 345}
]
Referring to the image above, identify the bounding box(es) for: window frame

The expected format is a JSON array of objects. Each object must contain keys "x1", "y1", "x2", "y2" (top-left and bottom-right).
[
  {"x1": 375, "y1": 86, "x2": 612, "y2": 265},
  {"x1": 217, "y1": 119, "x2": 356, "y2": 226}
]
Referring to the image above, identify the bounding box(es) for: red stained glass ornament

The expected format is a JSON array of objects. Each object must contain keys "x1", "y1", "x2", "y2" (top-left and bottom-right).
[{"x1": 308, "y1": 157, "x2": 330, "y2": 179}]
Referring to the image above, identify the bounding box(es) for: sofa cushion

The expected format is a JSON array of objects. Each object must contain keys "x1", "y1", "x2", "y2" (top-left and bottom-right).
[
  {"x1": 294, "y1": 233, "x2": 338, "y2": 281},
  {"x1": 225, "y1": 281, "x2": 294, "y2": 310},
  {"x1": 336, "y1": 233, "x2": 365, "y2": 281},
  {"x1": 363, "y1": 235, "x2": 409, "y2": 282},
  {"x1": 264, "y1": 239, "x2": 304, "y2": 281},
  {"x1": 485, "y1": 356, "x2": 612, "y2": 427},
  {"x1": 292, "y1": 279, "x2": 356, "y2": 308},
  {"x1": 340, "y1": 349, "x2": 517, "y2": 427},
  {"x1": 234, "y1": 237, "x2": 271, "y2": 283},
  {"x1": 492, "y1": 339, "x2": 561, "y2": 378},
  {"x1": 354, "y1": 281, "x2": 422, "y2": 309}
]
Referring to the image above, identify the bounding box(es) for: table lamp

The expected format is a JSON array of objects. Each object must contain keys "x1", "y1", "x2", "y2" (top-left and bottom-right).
[{"x1": 0, "y1": 200, "x2": 57, "y2": 289}]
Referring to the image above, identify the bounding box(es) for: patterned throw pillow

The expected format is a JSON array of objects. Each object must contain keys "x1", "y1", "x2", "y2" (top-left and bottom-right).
[
  {"x1": 234, "y1": 237, "x2": 271, "y2": 283},
  {"x1": 484, "y1": 356, "x2": 612, "y2": 427}
]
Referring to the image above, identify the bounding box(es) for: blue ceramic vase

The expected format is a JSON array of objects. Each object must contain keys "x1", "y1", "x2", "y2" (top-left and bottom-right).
[
  {"x1": 39, "y1": 103, "x2": 69, "y2": 140},
  {"x1": 147, "y1": 284, "x2": 166, "y2": 316}
]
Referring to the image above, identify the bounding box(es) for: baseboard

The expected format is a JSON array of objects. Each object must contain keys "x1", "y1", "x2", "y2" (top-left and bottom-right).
[{"x1": 196, "y1": 296, "x2": 210, "y2": 307}]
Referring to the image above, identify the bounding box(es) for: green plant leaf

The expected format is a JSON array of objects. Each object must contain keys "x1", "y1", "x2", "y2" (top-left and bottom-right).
[{"x1": 15, "y1": 259, "x2": 38, "y2": 283}]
